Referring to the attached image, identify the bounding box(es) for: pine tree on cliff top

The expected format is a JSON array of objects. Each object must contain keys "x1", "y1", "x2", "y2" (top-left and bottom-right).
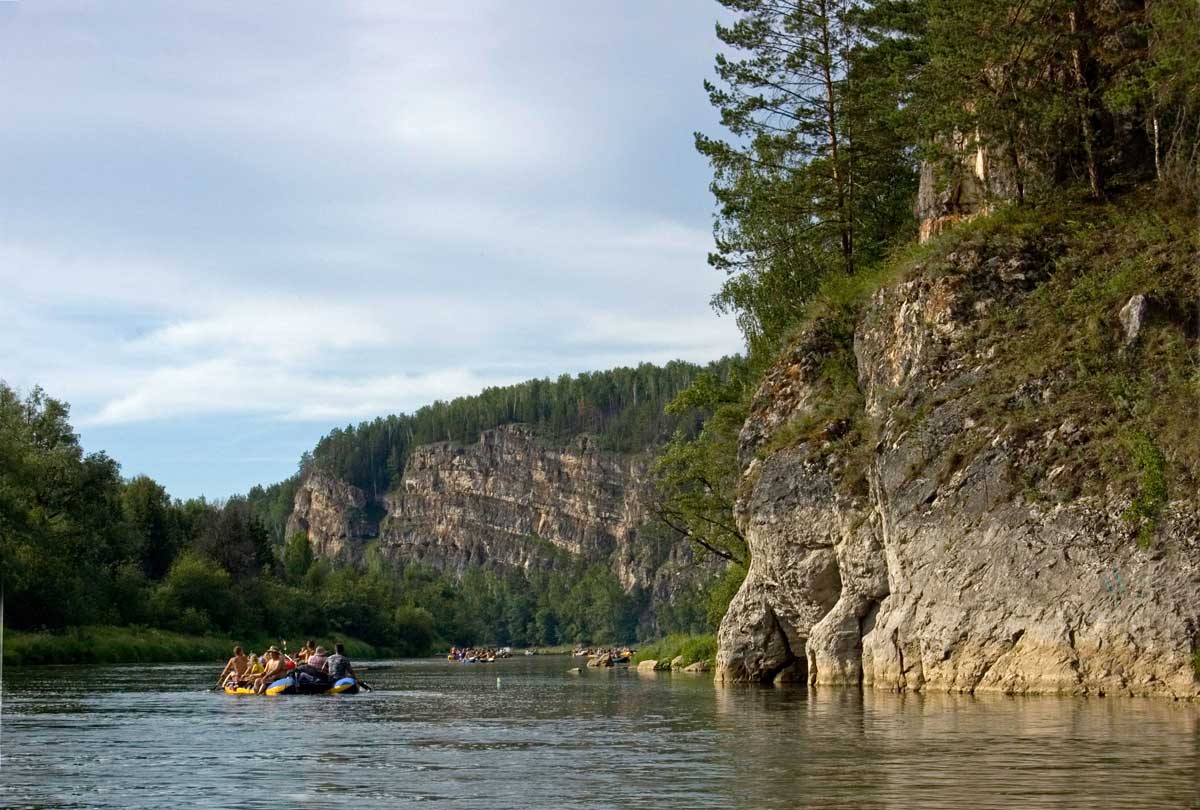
[{"x1": 697, "y1": 0, "x2": 917, "y2": 357}]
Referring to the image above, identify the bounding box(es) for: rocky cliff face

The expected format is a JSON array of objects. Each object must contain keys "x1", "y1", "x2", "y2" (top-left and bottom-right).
[
  {"x1": 916, "y1": 135, "x2": 1018, "y2": 242},
  {"x1": 285, "y1": 471, "x2": 378, "y2": 565},
  {"x1": 379, "y1": 424, "x2": 658, "y2": 588},
  {"x1": 286, "y1": 424, "x2": 701, "y2": 599},
  {"x1": 718, "y1": 233, "x2": 1200, "y2": 698}
]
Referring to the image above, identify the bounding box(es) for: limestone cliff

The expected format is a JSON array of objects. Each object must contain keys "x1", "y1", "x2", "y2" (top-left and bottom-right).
[
  {"x1": 284, "y1": 471, "x2": 378, "y2": 565},
  {"x1": 718, "y1": 204, "x2": 1200, "y2": 698},
  {"x1": 286, "y1": 424, "x2": 705, "y2": 605},
  {"x1": 379, "y1": 424, "x2": 657, "y2": 587}
]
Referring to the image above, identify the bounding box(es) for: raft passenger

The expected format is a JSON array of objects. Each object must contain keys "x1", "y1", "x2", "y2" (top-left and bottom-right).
[
  {"x1": 307, "y1": 645, "x2": 329, "y2": 673},
  {"x1": 217, "y1": 645, "x2": 250, "y2": 688},
  {"x1": 251, "y1": 647, "x2": 288, "y2": 695},
  {"x1": 327, "y1": 643, "x2": 359, "y2": 683}
]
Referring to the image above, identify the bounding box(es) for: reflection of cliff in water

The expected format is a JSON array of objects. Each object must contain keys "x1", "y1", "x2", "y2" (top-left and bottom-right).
[{"x1": 711, "y1": 684, "x2": 1200, "y2": 807}]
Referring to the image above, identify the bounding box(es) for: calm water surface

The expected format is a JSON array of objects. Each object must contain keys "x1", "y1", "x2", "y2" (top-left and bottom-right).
[{"x1": 2, "y1": 656, "x2": 1198, "y2": 809}]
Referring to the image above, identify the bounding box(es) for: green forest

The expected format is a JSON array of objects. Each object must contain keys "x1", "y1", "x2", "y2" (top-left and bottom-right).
[{"x1": 0, "y1": 364, "x2": 727, "y2": 661}]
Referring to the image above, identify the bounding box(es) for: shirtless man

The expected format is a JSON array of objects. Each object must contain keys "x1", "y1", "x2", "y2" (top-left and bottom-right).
[
  {"x1": 251, "y1": 647, "x2": 289, "y2": 695},
  {"x1": 216, "y1": 646, "x2": 251, "y2": 688}
]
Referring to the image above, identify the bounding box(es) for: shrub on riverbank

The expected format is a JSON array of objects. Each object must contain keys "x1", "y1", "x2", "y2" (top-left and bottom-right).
[
  {"x1": 2, "y1": 625, "x2": 382, "y2": 666},
  {"x1": 632, "y1": 633, "x2": 716, "y2": 668}
]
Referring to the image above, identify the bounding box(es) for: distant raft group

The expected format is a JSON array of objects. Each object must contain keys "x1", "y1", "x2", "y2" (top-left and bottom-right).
[
  {"x1": 217, "y1": 640, "x2": 364, "y2": 695},
  {"x1": 447, "y1": 646, "x2": 515, "y2": 663},
  {"x1": 575, "y1": 647, "x2": 634, "y2": 666}
]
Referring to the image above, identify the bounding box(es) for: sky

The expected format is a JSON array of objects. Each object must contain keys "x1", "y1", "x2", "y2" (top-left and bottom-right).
[{"x1": 0, "y1": 1, "x2": 743, "y2": 499}]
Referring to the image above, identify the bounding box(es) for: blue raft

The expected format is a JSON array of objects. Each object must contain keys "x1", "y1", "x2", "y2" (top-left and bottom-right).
[{"x1": 227, "y1": 676, "x2": 359, "y2": 696}]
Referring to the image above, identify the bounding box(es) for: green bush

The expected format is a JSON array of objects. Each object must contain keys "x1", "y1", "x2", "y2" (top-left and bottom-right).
[
  {"x1": 632, "y1": 633, "x2": 717, "y2": 668},
  {"x1": 393, "y1": 606, "x2": 437, "y2": 656},
  {"x1": 1122, "y1": 431, "x2": 1168, "y2": 548},
  {"x1": 706, "y1": 564, "x2": 746, "y2": 629},
  {"x1": 154, "y1": 552, "x2": 237, "y2": 631}
]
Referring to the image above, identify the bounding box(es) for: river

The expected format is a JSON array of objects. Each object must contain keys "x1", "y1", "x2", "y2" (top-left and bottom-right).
[{"x1": 2, "y1": 655, "x2": 1198, "y2": 808}]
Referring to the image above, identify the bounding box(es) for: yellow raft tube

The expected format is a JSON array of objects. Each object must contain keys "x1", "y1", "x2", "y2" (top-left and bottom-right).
[{"x1": 224, "y1": 676, "x2": 360, "y2": 696}]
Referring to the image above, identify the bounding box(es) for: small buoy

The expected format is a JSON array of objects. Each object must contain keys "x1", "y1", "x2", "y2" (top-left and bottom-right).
[{"x1": 496, "y1": 677, "x2": 501, "y2": 689}]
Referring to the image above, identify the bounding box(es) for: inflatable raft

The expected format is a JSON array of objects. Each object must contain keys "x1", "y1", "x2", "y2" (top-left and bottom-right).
[{"x1": 224, "y1": 676, "x2": 360, "y2": 696}]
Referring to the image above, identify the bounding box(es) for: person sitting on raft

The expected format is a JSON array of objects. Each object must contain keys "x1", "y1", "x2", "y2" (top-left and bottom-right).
[
  {"x1": 216, "y1": 645, "x2": 251, "y2": 688},
  {"x1": 293, "y1": 644, "x2": 333, "y2": 690},
  {"x1": 306, "y1": 645, "x2": 329, "y2": 673},
  {"x1": 250, "y1": 647, "x2": 289, "y2": 695},
  {"x1": 296, "y1": 639, "x2": 315, "y2": 663},
  {"x1": 326, "y1": 643, "x2": 359, "y2": 683}
]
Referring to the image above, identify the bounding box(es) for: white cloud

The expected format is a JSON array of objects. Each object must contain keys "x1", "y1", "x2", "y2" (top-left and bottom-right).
[
  {"x1": 84, "y1": 360, "x2": 519, "y2": 427},
  {"x1": 127, "y1": 301, "x2": 391, "y2": 362}
]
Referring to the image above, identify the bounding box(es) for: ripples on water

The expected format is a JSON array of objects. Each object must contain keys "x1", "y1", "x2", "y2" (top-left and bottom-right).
[{"x1": 2, "y1": 657, "x2": 1198, "y2": 809}]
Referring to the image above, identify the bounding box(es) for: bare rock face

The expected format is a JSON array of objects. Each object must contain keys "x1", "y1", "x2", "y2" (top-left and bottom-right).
[
  {"x1": 717, "y1": 448, "x2": 847, "y2": 684},
  {"x1": 379, "y1": 424, "x2": 659, "y2": 588},
  {"x1": 288, "y1": 424, "x2": 713, "y2": 615},
  {"x1": 284, "y1": 471, "x2": 378, "y2": 564},
  {"x1": 916, "y1": 136, "x2": 1019, "y2": 242},
  {"x1": 717, "y1": 246, "x2": 1200, "y2": 698}
]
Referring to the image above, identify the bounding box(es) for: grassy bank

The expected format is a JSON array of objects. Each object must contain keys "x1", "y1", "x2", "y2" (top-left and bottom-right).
[
  {"x1": 631, "y1": 633, "x2": 716, "y2": 668},
  {"x1": 2, "y1": 625, "x2": 383, "y2": 666}
]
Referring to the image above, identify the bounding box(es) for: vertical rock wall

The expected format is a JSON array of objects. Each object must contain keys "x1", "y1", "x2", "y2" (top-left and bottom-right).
[
  {"x1": 285, "y1": 424, "x2": 715, "y2": 607},
  {"x1": 717, "y1": 247, "x2": 1200, "y2": 698}
]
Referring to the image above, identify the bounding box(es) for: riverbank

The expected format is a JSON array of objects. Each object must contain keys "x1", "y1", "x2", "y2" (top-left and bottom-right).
[
  {"x1": 632, "y1": 634, "x2": 716, "y2": 668},
  {"x1": 2, "y1": 625, "x2": 383, "y2": 666}
]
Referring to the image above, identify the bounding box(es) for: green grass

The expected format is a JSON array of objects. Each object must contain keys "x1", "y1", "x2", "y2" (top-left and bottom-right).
[
  {"x1": 632, "y1": 633, "x2": 717, "y2": 668},
  {"x1": 2, "y1": 625, "x2": 383, "y2": 666},
  {"x1": 947, "y1": 190, "x2": 1200, "y2": 517},
  {"x1": 1122, "y1": 431, "x2": 1169, "y2": 548}
]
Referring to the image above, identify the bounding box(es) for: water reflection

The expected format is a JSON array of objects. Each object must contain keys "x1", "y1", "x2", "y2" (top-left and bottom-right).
[
  {"x1": 2, "y1": 658, "x2": 1198, "y2": 808},
  {"x1": 712, "y1": 683, "x2": 1200, "y2": 808}
]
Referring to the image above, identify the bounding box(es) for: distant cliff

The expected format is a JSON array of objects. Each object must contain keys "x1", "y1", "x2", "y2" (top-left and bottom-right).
[
  {"x1": 717, "y1": 192, "x2": 1200, "y2": 699},
  {"x1": 286, "y1": 423, "x2": 710, "y2": 625}
]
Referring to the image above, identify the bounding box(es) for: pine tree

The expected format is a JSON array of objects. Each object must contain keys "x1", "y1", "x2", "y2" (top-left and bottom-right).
[{"x1": 696, "y1": 0, "x2": 918, "y2": 355}]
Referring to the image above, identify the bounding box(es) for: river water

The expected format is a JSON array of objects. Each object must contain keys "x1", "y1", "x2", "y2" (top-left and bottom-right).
[{"x1": 2, "y1": 655, "x2": 1198, "y2": 809}]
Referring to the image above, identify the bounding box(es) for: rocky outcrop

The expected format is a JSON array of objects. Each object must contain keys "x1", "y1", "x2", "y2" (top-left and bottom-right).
[
  {"x1": 284, "y1": 471, "x2": 378, "y2": 564},
  {"x1": 288, "y1": 424, "x2": 713, "y2": 612},
  {"x1": 378, "y1": 424, "x2": 663, "y2": 588},
  {"x1": 917, "y1": 134, "x2": 1019, "y2": 242},
  {"x1": 718, "y1": 243, "x2": 1200, "y2": 698}
]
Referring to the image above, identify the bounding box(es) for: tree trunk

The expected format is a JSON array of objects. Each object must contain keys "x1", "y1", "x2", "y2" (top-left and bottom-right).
[
  {"x1": 817, "y1": 0, "x2": 854, "y2": 274},
  {"x1": 1070, "y1": 0, "x2": 1104, "y2": 199}
]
